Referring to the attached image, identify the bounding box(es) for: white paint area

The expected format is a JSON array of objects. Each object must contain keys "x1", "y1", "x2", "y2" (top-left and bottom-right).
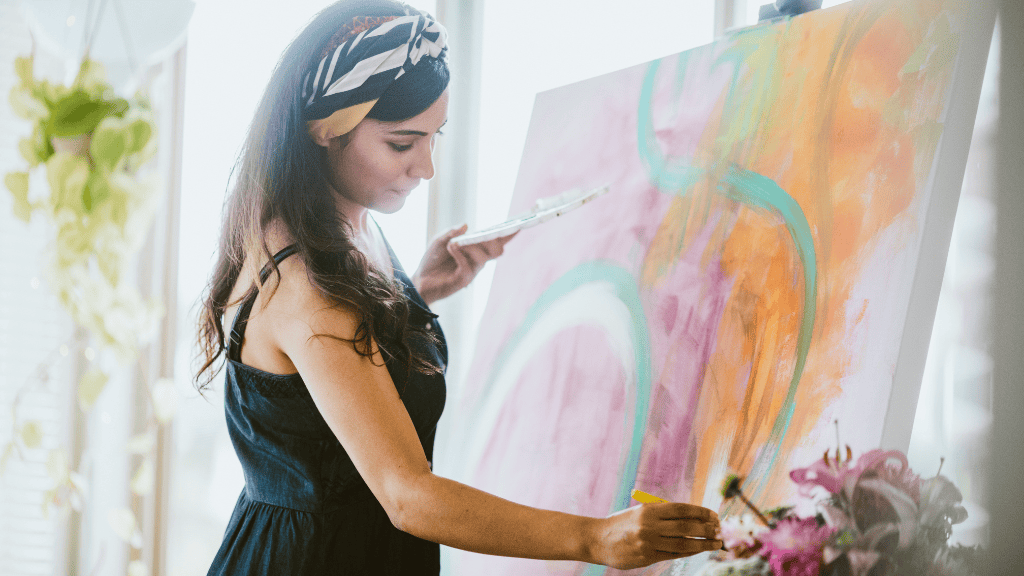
[{"x1": 454, "y1": 280, "x2": 641, "y2": 491}]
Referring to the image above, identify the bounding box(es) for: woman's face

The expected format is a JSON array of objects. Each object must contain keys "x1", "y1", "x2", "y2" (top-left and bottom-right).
[{"x1": 324, "y1": 89, "x2": 449, "y2": 215}]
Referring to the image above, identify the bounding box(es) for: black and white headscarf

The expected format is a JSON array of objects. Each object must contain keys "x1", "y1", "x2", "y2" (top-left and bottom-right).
[{"x1": 303, "y1": 10, "x2": 448, "y2": 145}]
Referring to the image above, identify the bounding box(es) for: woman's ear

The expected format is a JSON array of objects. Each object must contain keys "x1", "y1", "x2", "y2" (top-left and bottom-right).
[
  {"x1": 326, "y1": 133, "x2": 350, "y2": 152},
  {"x1": 310, "y1": 127, "x2": 333, "y2": 148}
]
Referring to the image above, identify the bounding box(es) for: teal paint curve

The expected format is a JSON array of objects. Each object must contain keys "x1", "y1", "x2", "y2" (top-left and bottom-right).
[
  {"x1": 635, "y1": 57, "x2": 818, "y2": 499},
  {"x1": 477, "y1": 262, "x2": 652, "y2": 576},
  {"x1": 719, "y1": 168, "x2": 817, "y2": 494}
]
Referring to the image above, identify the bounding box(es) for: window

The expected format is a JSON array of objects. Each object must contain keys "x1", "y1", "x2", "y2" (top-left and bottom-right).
[{"x1": 0, "y1": 5, "x2": 75, "y2": 574}]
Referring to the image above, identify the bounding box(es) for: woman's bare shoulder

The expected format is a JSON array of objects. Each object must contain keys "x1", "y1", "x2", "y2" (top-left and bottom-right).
[{"x1": 263, "y1": 241, "x2": 362, "y2": 345}]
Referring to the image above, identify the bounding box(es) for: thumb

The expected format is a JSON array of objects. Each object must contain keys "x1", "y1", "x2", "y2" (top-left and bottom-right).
[
  {"x1": 449, "y1": 223, "x2": 469, "y2": 238},
  {"x1": 438, "y1": 223, "x2": 469, "y2": 245}
]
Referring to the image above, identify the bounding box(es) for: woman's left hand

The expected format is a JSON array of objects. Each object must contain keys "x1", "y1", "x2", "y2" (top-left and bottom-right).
[{"x1": 412, "y1": 224, "x2": 516, "y2": 305}]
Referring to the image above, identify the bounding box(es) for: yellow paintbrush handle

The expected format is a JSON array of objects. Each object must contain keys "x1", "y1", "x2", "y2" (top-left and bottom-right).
[{"x1": 631, "y1": 489, "x2": 669, "y2": 504}]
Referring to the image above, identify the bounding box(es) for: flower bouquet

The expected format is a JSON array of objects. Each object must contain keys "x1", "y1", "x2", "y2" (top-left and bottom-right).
[{"x1": 696, "y1": 447, "x2": 982, "y2": 576}]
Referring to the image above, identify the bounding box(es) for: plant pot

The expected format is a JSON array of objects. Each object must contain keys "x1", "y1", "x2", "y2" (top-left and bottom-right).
[{"x1": 50, "y1": 134, "x2": 92, "y2": 157}]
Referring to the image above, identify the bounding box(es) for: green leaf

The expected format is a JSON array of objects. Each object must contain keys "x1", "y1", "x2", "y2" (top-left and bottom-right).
[
  {"x1": 110, "y1": 97, "x2": 129, "y2": 117},
  {"x1": 18, "y1": 138, "x2": 41, "y2": 167},
  {"x1": 19, "y1": 421, "x2": 43, "y2": 449},
  {"x1": 4, "y1": 172, "x2": 32, "y2": 222},
  {"x1": 84, "y1": 172, "x2": 111, "y2": 213},
  {"x1": 0, "y1": 442, "x2": 15, "y2": 475},
  {"x1": 46, "y1": 152, "x2": 90, "y2": 214},
  {"x1": 90, "y1": 119, "x2": 128, "y2": 172},
  {"x1": 124, "y1": 117, "x2": 153, "y2": 154},
  {"x1": 105, "y1": 176, "x2": 131, "y2": 227},
  {"x1": 30, "y1": 124, "x2": 54, "y2": 164},
  {"x1": 78, "y1": 368, "x2": 108, "y2": 412},
  {"x1": 47, "y1": 92, "x2": 103, "y2": 137},
  {"x1": 14, "y1": 55, "x2": 33, "y2": 85},
  {"x1": 75, "y1": 59, "x2": 108, "y2": 94},
  {"x1": 38, "y1": 80, "x2": 64, "y2": 108},
  {"x1": 9, "y1": 86, "x2": 48, "y2": 120},
  {"x1": 46, "y1": 91, "x2": 125, "y2": 137}
]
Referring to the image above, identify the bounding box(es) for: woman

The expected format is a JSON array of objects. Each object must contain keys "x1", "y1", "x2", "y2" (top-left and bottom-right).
[{"x1": 196, "y1": 1, "x2": 722, "y2": 573}]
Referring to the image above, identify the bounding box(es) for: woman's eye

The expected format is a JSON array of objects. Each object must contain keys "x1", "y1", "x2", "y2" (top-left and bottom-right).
[{"x1": 389, "y1": 143, "x2": 413, "y2": 152}]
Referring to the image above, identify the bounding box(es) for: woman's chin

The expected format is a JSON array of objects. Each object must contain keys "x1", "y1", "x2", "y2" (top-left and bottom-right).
[{"x1": 372, "y1": 195, "x2": 407, "y2": 215}]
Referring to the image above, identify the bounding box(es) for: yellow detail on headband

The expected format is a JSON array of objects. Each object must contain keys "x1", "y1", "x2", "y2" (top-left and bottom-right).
[{"x1": 306, "y1": 99, "x2": 378, "y2": 146}]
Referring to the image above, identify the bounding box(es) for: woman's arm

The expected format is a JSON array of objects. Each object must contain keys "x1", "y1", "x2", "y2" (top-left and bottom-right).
[
  {"x1": 393, "y1": 474, "x2": 720, "y2": 567},
  {"x1": 273, "y1": 259, "x2": 720, "y2": 569}
]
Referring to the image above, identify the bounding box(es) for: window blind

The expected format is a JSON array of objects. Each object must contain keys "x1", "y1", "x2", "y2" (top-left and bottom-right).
[{"x1": 0, "y1": 2, "x2": 75, "y2": 575}]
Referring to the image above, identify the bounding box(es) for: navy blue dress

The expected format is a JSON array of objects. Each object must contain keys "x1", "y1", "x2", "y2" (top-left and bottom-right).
[{"x1": 207, "y1": 241, "x2": 447, "y2": 575}]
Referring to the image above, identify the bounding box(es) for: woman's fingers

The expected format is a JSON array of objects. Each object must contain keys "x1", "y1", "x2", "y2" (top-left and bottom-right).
[
  {"x1": 652, "y1": 535, "x2": 723, "y2": 555},
  {"x1": 436, "y1": 223, "x2": 469, "y2": 247},
  {"x1": 446, "y1": 239, "x2": 472, "y2": 272},
  {"x1": 656, "y1": 519, "x2": 719, "y2": 539},
  {"x1": 656, "y1": 502, "x2": 719, "y2": 522},
  {"x1": 450, "y1": 243, "x2": 496, "y2": 273},
  {"x1": 464, "y1": 244, "x2": 494, "y2": 264}
]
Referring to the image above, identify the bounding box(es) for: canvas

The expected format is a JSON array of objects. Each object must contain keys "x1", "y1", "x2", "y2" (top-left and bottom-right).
[{"x1": 441, "y1": 0, "x2": 990, "y2": 573}]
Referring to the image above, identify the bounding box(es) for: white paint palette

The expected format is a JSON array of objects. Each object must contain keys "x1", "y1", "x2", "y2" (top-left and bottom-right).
[{"x1": 450, "y1": 185, "x2": 611, "y2": 247}]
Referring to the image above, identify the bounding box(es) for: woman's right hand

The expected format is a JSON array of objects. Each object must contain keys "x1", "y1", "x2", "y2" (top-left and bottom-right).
[{"x1": 588, "y1": 502, "x2": 722, "y2": 569}]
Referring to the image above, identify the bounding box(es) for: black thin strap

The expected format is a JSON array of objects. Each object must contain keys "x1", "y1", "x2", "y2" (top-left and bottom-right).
[
  {"x1": 227, "y1": 245, "x2": 298, "y2": 361},
  {"x1": 372, "y1": 222, "x2": 439, "y2": 319}
]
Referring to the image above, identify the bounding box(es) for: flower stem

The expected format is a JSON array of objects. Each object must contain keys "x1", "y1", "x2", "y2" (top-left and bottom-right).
[{"x1": 737, "y1": 492, "x2": 772, "y2": 526}]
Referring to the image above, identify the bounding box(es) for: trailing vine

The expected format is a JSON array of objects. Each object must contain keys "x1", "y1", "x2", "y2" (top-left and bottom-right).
[{"x1": 2, "y1": 53, "x2": 173, "y2": 573}]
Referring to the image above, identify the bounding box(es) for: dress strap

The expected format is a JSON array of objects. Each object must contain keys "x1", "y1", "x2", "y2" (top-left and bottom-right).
[
  {"x1": 227, "y1": 245, "x2": 299, "y2": 362},
  {"x1": 373, "y1": 221, "x2": 439, "y2": 320}
]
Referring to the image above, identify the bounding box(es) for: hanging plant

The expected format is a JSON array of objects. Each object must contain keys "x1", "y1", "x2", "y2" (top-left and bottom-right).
[
  {"x1": 5, "y1": 55, "x2": 163, "y2": 355},
  {"x1": 2, "y1": 53, "x2": 171, "y2": 568}
]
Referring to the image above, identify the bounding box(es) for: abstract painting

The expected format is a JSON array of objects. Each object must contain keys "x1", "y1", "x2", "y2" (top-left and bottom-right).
[{"x1": 441, "y1": 0, "x2": 989, "y2": 573}]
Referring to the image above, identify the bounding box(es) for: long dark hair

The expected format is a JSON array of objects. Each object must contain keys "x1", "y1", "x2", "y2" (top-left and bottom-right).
[{"x1": 195, "y1": 0, "x2": 447, "y2": 391}]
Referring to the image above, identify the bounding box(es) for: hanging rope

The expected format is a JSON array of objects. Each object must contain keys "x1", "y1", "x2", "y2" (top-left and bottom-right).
[{"x1": 110, "y1": 0, "x2": 140, "y2": 77}]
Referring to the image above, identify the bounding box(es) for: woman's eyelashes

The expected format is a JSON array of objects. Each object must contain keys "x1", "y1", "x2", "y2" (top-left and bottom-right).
[{"x1": 388, "y1": 131, "x2": 443, "y2": 152}]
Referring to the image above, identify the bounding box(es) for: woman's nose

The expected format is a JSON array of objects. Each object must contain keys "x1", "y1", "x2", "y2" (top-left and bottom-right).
[{"x1": 409, "y1": 141, "x2": 435, "y2": 180}]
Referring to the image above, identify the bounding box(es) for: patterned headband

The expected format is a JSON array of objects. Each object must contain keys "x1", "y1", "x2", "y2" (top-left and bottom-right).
[{"x1": 302, "y1": 11, "x2": 448, "y2": 145}]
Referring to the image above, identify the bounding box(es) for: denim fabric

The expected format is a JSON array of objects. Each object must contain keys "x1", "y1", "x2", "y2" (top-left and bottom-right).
[{"x1": 208, "y1": 241, "x2": 447, "y2": 575}]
